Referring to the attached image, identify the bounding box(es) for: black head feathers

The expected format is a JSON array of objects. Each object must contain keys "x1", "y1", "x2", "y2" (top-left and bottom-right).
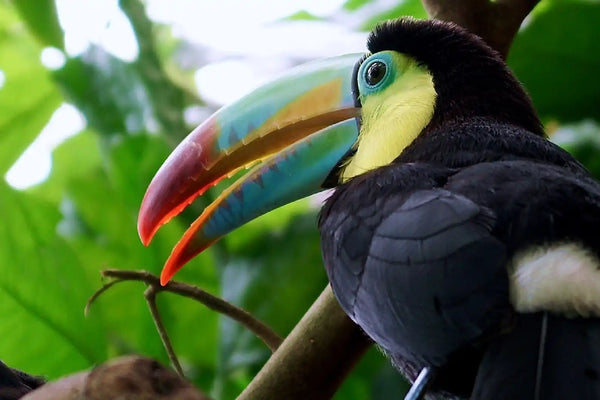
[{"x1": 368, "y1": 18, "x2": 543, "y2": 136}]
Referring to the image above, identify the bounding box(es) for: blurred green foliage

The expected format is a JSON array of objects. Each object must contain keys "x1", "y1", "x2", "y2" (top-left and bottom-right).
[{"x1": 0, "y1": 0, "x2": 598, "y2": 399}]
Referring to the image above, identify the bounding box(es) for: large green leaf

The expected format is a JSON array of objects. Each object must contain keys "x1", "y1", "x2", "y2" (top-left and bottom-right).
[
  {"x1": 0, "y1": 1, "x2": 61, "y2": 174},
  {"x1": 509, "y1": 0, "x2": 600, "y2": 122},
  {"x1": 0, "y1": 182, "x2": 106, "y2": 377}
]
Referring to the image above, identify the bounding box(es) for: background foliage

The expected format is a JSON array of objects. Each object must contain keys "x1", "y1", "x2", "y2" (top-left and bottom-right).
[{"x1": 0, "y1": 0, "x2": 598, "y2": 399}]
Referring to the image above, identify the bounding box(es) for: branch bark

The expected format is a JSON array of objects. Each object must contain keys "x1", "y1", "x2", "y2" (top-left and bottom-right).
[
  {"x1": 92, "y1": 269, "x2": 283, "y2": 352},
  {"x1": 421, "y1": 0, "x2": 540, "y2": 58}
]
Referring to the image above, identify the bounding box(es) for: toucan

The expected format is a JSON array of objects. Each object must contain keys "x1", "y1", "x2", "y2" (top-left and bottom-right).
[{"x1": 137, "y1": 18, "x2": 600, "y2": 399}]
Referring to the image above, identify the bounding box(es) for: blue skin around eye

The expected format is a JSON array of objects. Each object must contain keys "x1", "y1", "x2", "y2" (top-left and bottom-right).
[{"x1": 357, "y1": 51, "x2": 397, "y2": 97}]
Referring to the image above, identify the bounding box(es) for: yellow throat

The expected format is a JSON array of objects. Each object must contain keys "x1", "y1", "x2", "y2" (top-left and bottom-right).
[{"x1": 341, "y1": 53, "x2": 436, "y2": 182}]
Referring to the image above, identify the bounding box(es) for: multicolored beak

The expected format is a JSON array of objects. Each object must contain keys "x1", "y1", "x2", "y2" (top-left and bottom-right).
[{"x1": 138, "y1": 54, "x2": 361, "y2": 284}]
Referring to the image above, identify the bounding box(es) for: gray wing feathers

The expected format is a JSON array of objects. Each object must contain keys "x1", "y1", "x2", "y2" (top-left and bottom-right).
[{"x1": 323, "y1": 189, "x2": 510, "y2": 366}]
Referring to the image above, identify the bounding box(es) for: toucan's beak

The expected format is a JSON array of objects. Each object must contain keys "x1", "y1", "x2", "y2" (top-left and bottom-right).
[{"x1": 138, "y1": 54, "x2": 361, "y2": 284}]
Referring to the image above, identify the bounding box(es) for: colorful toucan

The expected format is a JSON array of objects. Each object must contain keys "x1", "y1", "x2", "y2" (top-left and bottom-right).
[{"x1": 138, "y1": 18, "x2": 600, "y2": 399}]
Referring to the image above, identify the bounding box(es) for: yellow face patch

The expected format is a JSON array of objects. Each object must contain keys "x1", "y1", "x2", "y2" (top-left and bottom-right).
[{"x1": 340, "y1": 52, "x2": 436, "y2": 182}]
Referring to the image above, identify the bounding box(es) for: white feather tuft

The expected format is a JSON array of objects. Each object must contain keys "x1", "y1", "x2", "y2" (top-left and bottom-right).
[{"x1": 509, "y1": 243, "x2": 600, "y2": 317}]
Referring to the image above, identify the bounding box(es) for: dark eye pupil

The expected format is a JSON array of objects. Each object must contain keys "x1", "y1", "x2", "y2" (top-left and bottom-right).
[{"x1": 366, "y1": 61, "x2": 386, "y2": 86}]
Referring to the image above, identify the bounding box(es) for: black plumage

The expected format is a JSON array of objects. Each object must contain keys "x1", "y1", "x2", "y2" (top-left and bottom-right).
[
  {"x1": 0, "y1": 360, "x2": 44, "y2": 400},
  {"x1": 319, "y1": 18, "x2": 600, "y2": 399},
  {"x1": 472, "y1": 313, "x2": 600, "y2": 400}
]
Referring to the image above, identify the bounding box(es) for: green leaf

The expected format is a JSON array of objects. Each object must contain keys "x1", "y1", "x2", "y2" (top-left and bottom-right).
[
  {"x1": 343, "y1": 0, "x2": 372, "y2": 12},
  {"x1": 11, "y1": 0, "x2": 64, "y2": 49},
  {"x1": 361, "y1": 0, "x2": 427, "y2": 31},
  {"x1": 283, "y1": 10, "x2": 322, "y2": 21},
  {"x1": 0, "y1": 183, "x2": 107, "y2": 377},
  {"x1": 509, "y1": 0, "x2": 600, "y2": 122},
  {"x1": 0, "y1": 1, "x2": 61, "y2": 174},
  {"x1": 552, "y1": 120, "x2": 600, "y2": 179}
]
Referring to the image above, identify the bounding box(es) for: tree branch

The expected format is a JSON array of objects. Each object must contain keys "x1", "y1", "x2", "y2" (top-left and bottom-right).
[
  {"x1": 144, "y1": 285, "x2": 184, "y2": 377},
  {"x1": 236, "y1": 286, "x2": 372, "y2": 400},
  {"x1": 87, "y1": 269, "x2": 283, "y2": 353},
  {"x1": 420, "y1": 0, "x2": 540, "y2": 58}
]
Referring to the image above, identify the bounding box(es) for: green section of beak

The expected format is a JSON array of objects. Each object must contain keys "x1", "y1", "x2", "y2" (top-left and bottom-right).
[{"x1": 137, "y1": 54, "x2": 362, "y2": 283}]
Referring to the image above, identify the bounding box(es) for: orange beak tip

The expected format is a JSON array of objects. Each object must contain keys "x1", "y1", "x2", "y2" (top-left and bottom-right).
[
  {"x1": 160, "y1": 261, "x2": 179, "y2": 286},
  {"x1": 159, "y1": 272, "x2": 171, "y2": 286},
  {"x1": 160, "y1": 256, "x2": 181, "y2": 286}
]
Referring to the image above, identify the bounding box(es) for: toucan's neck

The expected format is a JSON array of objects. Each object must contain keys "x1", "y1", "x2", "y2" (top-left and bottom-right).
[
  {"x1": 423, "y1": 66, "x2": 543, "y2": 138},
  {"x1": 395, "y1": 117, "x2": 585, "y2": 175}
]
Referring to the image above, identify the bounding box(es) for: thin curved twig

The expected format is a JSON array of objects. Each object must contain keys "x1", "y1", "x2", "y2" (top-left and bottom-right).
[
  {"x1": 144, "y1": 285, "x2": 184, "y2": 377},
  {"x1": 86, "y1": 269, "x2": 283, "y2": 353},
  {"x1": 84, "y1": 279, "x2": 123, "y2": 316}
]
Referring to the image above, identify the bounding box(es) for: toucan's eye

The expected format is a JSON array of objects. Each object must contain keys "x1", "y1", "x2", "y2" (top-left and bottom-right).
[
  {"x1": 357, "y1": 51, "x2": 396, "y2": 96},
  {"x1": 365, "y1": 61, "x2": 386, "y2": 86}
]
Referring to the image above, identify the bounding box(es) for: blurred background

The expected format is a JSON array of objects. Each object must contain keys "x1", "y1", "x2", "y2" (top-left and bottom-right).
[{"x1": 0, "y1": 0, "x2": 598, "y2": 398}]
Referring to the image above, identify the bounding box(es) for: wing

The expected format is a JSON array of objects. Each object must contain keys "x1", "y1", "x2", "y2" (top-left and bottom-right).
[
  {"x1": 320, "y1": 188, "x2": 512, "y2": 368},
  {"x1": 320, "y1": 160, "x2": 600, "y2": 398}
]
